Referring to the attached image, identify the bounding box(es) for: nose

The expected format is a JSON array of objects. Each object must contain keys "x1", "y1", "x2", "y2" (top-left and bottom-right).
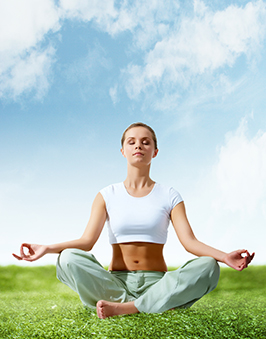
[{"x1": 135, "y1": 144, "x2": 142, "y2": 149}]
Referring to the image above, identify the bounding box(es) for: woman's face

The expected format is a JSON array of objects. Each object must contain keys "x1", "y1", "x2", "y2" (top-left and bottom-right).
[{"x1": 121, "y1": 127, "x2": 158, "y2": 165}]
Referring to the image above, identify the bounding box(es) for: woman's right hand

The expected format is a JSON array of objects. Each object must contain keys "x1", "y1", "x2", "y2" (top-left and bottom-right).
[{"x1": 12, "y1": 243, "x2": 48, "y2": 262}]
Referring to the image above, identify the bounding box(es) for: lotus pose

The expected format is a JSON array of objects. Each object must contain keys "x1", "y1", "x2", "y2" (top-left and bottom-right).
[{"x1": 13, "y1": 122, "x2": 254, "y2": 319}]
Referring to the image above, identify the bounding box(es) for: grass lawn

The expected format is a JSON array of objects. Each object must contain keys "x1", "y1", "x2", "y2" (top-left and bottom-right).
[{"x1": 0, "y1": 265, "x2": 266, "y2": 338}]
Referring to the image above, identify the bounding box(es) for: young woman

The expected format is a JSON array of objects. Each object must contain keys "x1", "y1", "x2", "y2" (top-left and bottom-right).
[{"x1": 13, "y1": 122, "x2": 254, "y2": 319}]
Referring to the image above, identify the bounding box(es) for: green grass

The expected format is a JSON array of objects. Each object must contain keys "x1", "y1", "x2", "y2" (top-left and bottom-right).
[{"x1": 0, "y1": 265, "x2": 266, "y2": 339}]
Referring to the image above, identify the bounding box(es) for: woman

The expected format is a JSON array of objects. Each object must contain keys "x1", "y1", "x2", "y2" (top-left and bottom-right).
[{"x1": 13, "y1": 122, "x2": 254, "y2": 319}]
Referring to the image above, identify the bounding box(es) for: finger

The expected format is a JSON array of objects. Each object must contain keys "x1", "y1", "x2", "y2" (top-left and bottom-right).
[
  {"x1": 20, "y1": 245, "x2": 25, "y2": 258},
  {"x1": 28, "y1": 247, "x2": 35, "y2": 256},
  {"x1": 23, "y1": 255, "x2": 37, "y2": 262},
  {"x1": 245, "y1": 250, "x2": 251, "y2": 257},
  {"x1": 21, "y1": 243, "x2": 32, "y2": 257},
  {"x1": 236, "y1": 249, "x2": 247, "y2": 256},
  {"x1": 247, "y1": 252, "x2": 255, "y2": 265},
  {"x1": 12, "y1": 253, "x2": 22, "y2": 260},
  {"x1": 245, "y1": 252, "x2": 254, "y2": 264},
  {"x1": 237, "y1": 260, "x2": 246, "y2": 271},
  {"x1": 20, "y1": 243, "x2": 29, "y2": 257}
]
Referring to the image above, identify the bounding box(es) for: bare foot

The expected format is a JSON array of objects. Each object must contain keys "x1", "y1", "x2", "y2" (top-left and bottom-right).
[{"x1": 96, "y1": 300, "x2": 138, "y2": 319}]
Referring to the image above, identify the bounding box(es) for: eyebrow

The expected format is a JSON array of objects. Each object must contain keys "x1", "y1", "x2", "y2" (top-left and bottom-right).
[{"x1": 126, "y1": 136, "x2": 151, "y2": 140}]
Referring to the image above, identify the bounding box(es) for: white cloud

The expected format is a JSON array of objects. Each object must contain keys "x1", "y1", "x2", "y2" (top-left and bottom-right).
[
  {"x1": 123, "y1": 1, "x2": 266, "y2": 100},
  {"x1": 60, "y1": 0, "x2": 179, "y2": 50},
  {"x1": 0, "y1": 0, "x2": 60, "y2": 99},
  {"x1": 59, "y1": 0, "x2": 117, "y2": 24},
  {"x1": 0, "y1": 46, "x2": 56, "y2": 99},
  {"x1": 2, "y1": 0, "x2": 266, "y2": 102},
  {"x1": 1, "y1": 0, "x2": 179, "y2": 100},
  {"x1": 109, "y1": 84, "x2": 119, "y2": 104},
  {"x1": 107, "y1": 0, "x2": 180, "y2": 50},
  {"x1": 0, "y1": 0, "x2": 60, "y2": 54},
  {"x1": 213, "y1": 117, "x2": 266, "y2": 215},
  {"x1": 185, "y1": 116, "x2": 266, "y2": 264},
  {"x1": 213, "y1": 1, "x2": 266, "y2": 56}
]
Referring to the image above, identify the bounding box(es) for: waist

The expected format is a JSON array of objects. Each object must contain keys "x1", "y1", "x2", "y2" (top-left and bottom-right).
[{"x1": 109, "y1": 242, "x2": 167, "y2": 272}]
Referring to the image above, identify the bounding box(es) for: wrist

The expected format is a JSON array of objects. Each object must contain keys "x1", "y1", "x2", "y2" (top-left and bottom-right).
[
  {"x1": 46, "y1": 244, "x2": 58, "y2": 254},
  {"x1": 219, "y1": 252, "x2": 228, "y2": 264}
]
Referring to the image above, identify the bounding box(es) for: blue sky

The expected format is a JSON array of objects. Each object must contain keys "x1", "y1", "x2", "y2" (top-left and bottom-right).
[{"x1": 1, "y1": 0, "x2": 266, "y2": 266}]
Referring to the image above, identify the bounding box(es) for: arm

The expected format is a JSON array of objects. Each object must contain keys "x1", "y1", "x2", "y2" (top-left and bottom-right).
[
  {"x1": 170, "y1": 202, "x2": 254, "y2": 271},
  {"x1": 12, "y1": 192, "x2": 107, "y2": 262}
]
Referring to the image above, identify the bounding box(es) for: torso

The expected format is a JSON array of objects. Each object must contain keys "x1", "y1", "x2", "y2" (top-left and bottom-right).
[
  {"x1": 108, "y1": 183, "x2": 167, "y2": 272},
  {"x1": 109, "y1": 242, "x2": 167, "y2": 272},
  {"x1": 102, "y1": 180, "x2": 182, "y2": 273}
]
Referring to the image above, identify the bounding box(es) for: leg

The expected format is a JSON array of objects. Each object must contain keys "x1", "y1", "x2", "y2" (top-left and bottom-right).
[
  {"x1": 96, "y1": 270, "x2": 163, "y2": 319},
  {"x1": 134, "y1": 256, "x2": 220, "y2": 313},
  {"x1": 56, "y1": 249, "x2": 130, "y2": 309}
]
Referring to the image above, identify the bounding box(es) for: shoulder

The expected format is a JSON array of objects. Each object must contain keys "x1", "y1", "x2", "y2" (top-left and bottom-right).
[
  {"x1": 99, "y1": 182, "x2": 123, "y2": 200},
  {"x1": 155, "y1": 183, "x2": 181, "y2": 195},
  {"x1": 155, "y1": 183, "x2": 183, "y2": 208}
]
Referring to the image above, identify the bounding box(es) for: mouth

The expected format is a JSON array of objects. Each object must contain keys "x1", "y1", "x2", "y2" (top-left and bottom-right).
[{"x1": 133, "y1": 152, "x2": 144, "y2": 156}]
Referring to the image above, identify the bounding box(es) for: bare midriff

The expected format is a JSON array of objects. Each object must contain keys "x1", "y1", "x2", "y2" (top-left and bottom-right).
[{"x1": 108, "y1": 242, "x2": 167, "y2": 272}]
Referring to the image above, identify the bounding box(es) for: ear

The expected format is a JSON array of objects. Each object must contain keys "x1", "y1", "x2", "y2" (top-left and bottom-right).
[
  {"x1": 121, "y1": 148, "x2": 126, "y2": 158},
  {"x1": 153, "y1": 149, "x2": 159, "y2": 158}
]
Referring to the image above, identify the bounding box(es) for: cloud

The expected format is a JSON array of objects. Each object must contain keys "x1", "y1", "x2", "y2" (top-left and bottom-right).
[
  {"x1": 0, "y1": 0, "x2": 60, "y2": 99},
  {"x1": 0, "y1": 46, "x2": 56, "y2": 99},
  {"x1": 184, "y1": 116, "x2": 266, "y2": 264},
  {"x1": 106, "y1": 0, "x2": 180, "y2": 50},
  {"x1": 213, "y1": 116, "x2": 266, "y2": 215},
  {"x1": 1, "y1": 0, "x2": 179, "y2": 100},
  {"x1": 0, "y1": 0, "x2": 60, "y2": 55},
  {"x1": 109, "y1": 84, "x2": 119, "y2": 104},
  {"x1": 123, "y1": 1, "x2": 266, "y2": 101},
  {"x1": 60, "y1": 0, "x2": 179, "y2": 50},
  {"x1": 59, "y1": 0, "x2": 117, "y2": 25},
  {"x1": 2, "y1": 0, "x2": 266, "y2": 102}
]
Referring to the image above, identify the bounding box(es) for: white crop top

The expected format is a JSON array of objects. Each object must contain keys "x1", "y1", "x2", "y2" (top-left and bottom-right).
[{"x1": 100, "y1": 182, "x2": 183, "y2": 244}]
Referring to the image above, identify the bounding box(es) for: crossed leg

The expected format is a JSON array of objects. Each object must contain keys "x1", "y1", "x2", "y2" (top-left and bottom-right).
[
  {"x1": 57, "y1": 250, "x2": 220, "y2": 319},
  {"x1": 96, "y1": 256, "x2": 220, "y2": 318}
]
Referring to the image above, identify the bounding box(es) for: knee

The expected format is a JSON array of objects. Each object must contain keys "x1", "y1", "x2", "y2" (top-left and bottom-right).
[
  {"x1": 199, "y1": 257, "x2": 220, "y2": 290},
  {"x1": 58, "y1": 248, "x2": 79, "y2": 265},
  {"x1": 57, "y1": 248, "x2": 97, "y2": 269},
  {"x1": 200, "y1": 256, "x2": 219, "y2": 270},
  {"x1": 57, "y1": 248, "x2": 88, "y2": 272}
]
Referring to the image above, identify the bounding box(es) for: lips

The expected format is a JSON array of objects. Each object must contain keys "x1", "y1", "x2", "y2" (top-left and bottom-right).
[{"x1": 133, "y1": 152, "x2": 144, "y2": 156}]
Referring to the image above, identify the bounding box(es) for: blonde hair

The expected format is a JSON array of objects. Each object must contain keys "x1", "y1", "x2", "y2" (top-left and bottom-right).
[{"x1": 121, "y1": 122, "x2": 158, "y2": 149}]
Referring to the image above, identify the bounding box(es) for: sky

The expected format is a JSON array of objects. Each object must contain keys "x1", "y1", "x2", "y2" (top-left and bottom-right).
[{"x1": 1, "y1": 0, "x2": 266, "y2": 267}]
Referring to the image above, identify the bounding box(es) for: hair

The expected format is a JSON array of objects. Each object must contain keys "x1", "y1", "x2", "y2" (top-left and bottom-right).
[{"x1": 121, "y1": 122, "x2": 158, "y2": 149}]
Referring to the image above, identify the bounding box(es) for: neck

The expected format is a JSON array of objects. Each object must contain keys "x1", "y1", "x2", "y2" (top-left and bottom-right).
[{"x1": 124, "y1": 164, "x2": 154, "y2": 189}]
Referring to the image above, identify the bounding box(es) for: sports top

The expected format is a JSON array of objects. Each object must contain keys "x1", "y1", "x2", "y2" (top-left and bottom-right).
[{"x1": 100, "y1": 182, "x2": 183, "y2": 244}]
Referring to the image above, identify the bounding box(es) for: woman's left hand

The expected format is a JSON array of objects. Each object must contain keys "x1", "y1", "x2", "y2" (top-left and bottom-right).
[{"x1": 223, "y1": 249, "x2": 255, "y2": 271}]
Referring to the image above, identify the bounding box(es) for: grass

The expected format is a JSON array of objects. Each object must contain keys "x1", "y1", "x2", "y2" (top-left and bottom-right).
[{"x1": 0, "y1": 265, "x2": 266, "y2": 339}]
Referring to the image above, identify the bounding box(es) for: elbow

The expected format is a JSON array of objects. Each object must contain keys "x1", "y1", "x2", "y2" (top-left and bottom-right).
[
  {"x1": 184, "y1": 245, "x2": 194, "y2": 254},
  {"x1": 79, "y1": 237, "x2": 95, "y2": 252},
  {"x1": 82, "y1": 245, "x2": 93, "y2": 252}
]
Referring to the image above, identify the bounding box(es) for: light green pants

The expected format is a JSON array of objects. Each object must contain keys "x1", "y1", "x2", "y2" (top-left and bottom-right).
[{"x1": 56, "y1": 249, "x2": 220, "y2": 313}]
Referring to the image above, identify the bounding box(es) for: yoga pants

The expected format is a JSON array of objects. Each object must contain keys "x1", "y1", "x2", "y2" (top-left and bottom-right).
[{"x1": 56, "y1": 248, "x2": 220, "y2": 313}]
